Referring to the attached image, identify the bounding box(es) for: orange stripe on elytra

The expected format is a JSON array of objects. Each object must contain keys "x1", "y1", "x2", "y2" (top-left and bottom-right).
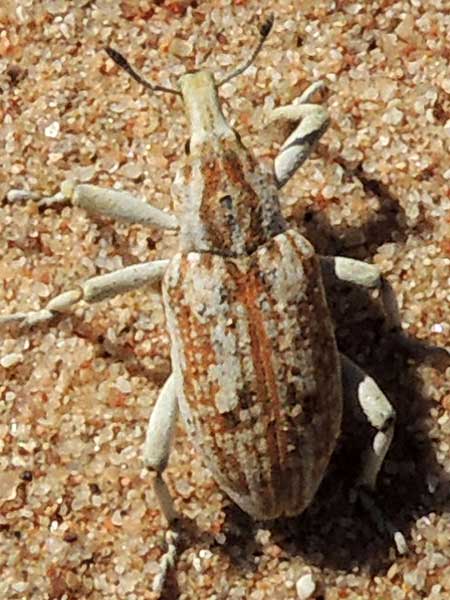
[
  {"x1": 232, "y1": 258, "x2": 285, "y2": 502},
  {"x1": 167, "y1": 256, "x2": 248, "y2": 493}
]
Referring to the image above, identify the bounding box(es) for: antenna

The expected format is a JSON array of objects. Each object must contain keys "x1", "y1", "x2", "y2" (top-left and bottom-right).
[
  {"x1": 105, "y1": 47, "x2": 181, "y2": 96},
  {"x1": 218, "y1": 14, "x2": 274, "y2": 87}
]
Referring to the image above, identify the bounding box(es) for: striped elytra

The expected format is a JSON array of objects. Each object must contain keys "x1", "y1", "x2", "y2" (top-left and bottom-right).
[{"x1": 163, "y1": 229, "x2": 342, "y2": 519}]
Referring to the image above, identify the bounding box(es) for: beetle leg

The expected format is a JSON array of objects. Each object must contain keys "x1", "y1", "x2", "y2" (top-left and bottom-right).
[
  {"x1": 319, "y1": 255, "x2": 402, "y2": 332},
  {"x1": 266, "y1": 81, "x2": 330, "y2": 188},
  {"x1": 143, "y1": 374, "x2": 180, "y2": 593},
  {"x1": 321, "y1": 256, "x2": 450, "y2": 369},
  {"x1": 6, "y1": 183, "x2": 178, "y2": 230},
  {"x1": 340, "y1": 353, "x2": 396, "y2": 489},
  {"x1": 143, "y1": 373, "x2": 179, "y2": 522},
  {"x1": 0, "y1": 260, "x2": 168, "y2": 327}
]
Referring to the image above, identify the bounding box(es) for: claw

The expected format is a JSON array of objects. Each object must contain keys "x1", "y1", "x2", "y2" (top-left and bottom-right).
[
  {"x1": 152, "y1": 529, "x2": 179, "y2": 594},
  {"x1": 0, "y1": 309, "x2": 55, "y2": 328}
]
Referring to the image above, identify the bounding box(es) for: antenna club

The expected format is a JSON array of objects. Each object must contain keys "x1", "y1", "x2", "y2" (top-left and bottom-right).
[
  {"x1": 217, "y1": 14, "x2": 275, "y2": 88},
  {"x1": 105, "y1": 46, "x2": 180, "y2": 96},
  {"x1": 259, "y1": 14, "x2": 274, "y2": 39}
]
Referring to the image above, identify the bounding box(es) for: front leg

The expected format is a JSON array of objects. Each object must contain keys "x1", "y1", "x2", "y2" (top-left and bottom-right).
[
  {"x1": 7, "y1": 183, "x2": 178, "y2": 230},
  {"x1": 266, "y1": 81, "x2": 330, "y2": 188}
]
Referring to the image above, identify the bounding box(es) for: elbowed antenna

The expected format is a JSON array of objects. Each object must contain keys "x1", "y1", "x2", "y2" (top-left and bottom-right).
[
  {"x1": 218, "y1": 14, "x2": 274, "y2": 87},
  {"x1": 105, "y1": 15, "x2": 273, "y2": 95},
  {"x1": 104, "y1": 47, "x2": 181, "y2": 96}
]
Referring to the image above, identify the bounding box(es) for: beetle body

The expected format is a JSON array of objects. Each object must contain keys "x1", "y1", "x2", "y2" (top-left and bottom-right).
[{"x1": 162, "y1": 71, "x2": 342, "y2": 519}]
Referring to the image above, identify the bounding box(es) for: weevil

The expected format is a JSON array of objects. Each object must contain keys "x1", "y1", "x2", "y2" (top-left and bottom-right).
[{"x1": 3, "y1": 16, "x2": 402, "y2": 592}]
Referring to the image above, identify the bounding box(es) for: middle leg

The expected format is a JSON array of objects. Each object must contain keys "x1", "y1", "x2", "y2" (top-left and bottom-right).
[
  {"x1": 0, "y1": 260, "x2": 169, "y2": 327},
  {"x1": 319, "y1": 255, "x2": 402, "y2": 332},
  {"x1": 320, "y1": 255, "x2": 450, "y2": 369}
]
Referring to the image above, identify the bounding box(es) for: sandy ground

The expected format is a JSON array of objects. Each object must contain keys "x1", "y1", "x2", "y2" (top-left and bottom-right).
[{"x1": 1, "y1": 1, "x2": 449, "y2": 598}]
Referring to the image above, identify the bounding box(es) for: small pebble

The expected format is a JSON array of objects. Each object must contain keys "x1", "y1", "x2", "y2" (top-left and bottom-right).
[
  {"x1": 0, "y1": 352, "x2": 24, "y2": 368},
  {"x1": 169, "y1": 38, "x2": 193, "y2": 58},
  {"x1": 296, "y1": 573, "x2": 316, "y2": 600},
  {"x1": 119, "y1": 162, "x2": 144, "y2": 180},
  {"x1": 6, "y1": 189, "x2": 38, "y2": 202},
  {"x1": 394, "y1": 531, "x2": 408, "y2": 555},
  {"x1": 115, "y1": 376, "x2": 132, "y2": 394},
  {"x1": 44, "y1": 121, "x2": 60, "y2": 138}
]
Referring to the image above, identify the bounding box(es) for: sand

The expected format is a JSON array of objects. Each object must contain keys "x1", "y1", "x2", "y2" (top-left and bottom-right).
[{"x1": 1, "y1": 1, "x2": 449, "y2": 598}]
